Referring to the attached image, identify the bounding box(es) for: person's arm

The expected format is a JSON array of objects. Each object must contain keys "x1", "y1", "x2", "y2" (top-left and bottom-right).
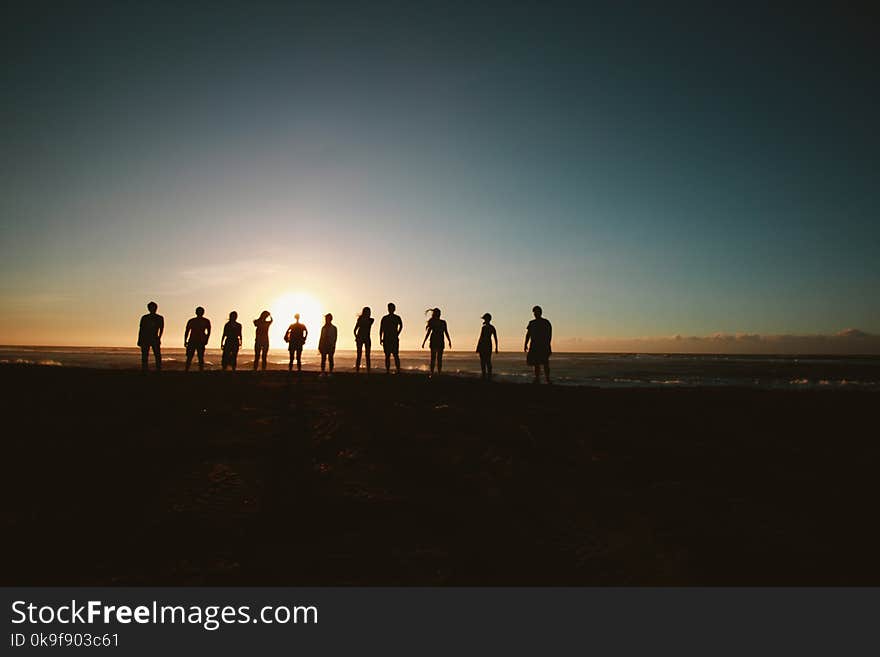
[
  {"x1": 206, "y1": 320, "x2": 211, "y2": 342},
  {"x1": 524, "y1": 326, "x2": 531, "y2": 352},
  {"x1": 422, "y1": 327, "x2": 430, "y2": 348},
  {"x1": 492, "y1": 326, "x2": 499, "y2": 353},
  {"x1": 158, "y1": 316, "x2": 164, "y2": 340},
  {"x1": 221, "y1": 326, "x2": 227, "y2": 350},
  {"x1": 444, "y1": 323, "x2": 451, "y2": 349},
  {"x1": 379, "y1": 320, "x2": 384, "y2": 344},
  {"x1": 397, "y1": 317, "x2": 403, "y2": 337},
  {"x1": 237, "y1": 326, "x2": 242, "y2": 348},
  {"x1": 303, "y1": 326, "x2": 308, "y2": 340},
  {"x1": 184, "y1": 320, "x2": 191, "y2": 346}
]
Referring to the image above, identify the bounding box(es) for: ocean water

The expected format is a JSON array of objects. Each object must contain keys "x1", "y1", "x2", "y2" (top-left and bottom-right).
[{"x1": 2, "y1": 346, "x2": 879, "y2": 390}]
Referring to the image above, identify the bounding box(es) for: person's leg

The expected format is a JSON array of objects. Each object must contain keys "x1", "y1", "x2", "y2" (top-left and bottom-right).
[
  {"x1": 231, "y1": 349, "x2": 238, "y2": 371},
  {"x1": 394, "y1": 350, "x2": 400, "y2": 373},
  {"x1": 197, "y1": 345, "x2": 205, "y2": 371},
  {"x1": 437, "y1": 350, "x2": 443, "y2": 373},
  {"x1": 321, "y1": 353, "x2": 326, "y2": 373},
  {"x1": 254, "y1": 347, "x2": 259, "y2": 370},
  {"x1": 544, "y1": 361, "x2": 551, "y2": 384},
  {"x1": 261, "y1": 346, "x2": 268, "y2": 370},
  {"x1": 296, "y1": 347, "x2": 303, "y2": 371},
  {"x1": 185, "y1": 344, "x2": 194, "y2": 371},
  {"x1": 153, "y1": 343, "x2": 162, "y2": 371},
  {"x1": 288, "y1": 350, "x2": 293, "y2": 371},
  {"x1": 328, "y1": 353, "x2": 334, "y2": 372},
  {"x1": 356, "y1": 342, "x2": 363, "y2": 372},
  {"x1": 479, "y1": 353, "x2": 487, "y2": 377},
  {"x1": 221, "y1": 350, "x2": 228, "y2": 370},
  {"x1": 385, "y1": 351, "x2": 391, "y2": 373},
  {"x1": 533, "y1": 364, "x2": 540, "y2": 383},
  {"x1": 141, "y1": 346, "x2": 149, "y2": 372},
  {"x1": 487, "y1": 353, "x2": 493, "y2": 379},
  {"x1": 365, "y1": 342, "x2": 371, "y2": 372},
  {"x1": 430, "y1": 349, "x2": 437, "y2": 375}
]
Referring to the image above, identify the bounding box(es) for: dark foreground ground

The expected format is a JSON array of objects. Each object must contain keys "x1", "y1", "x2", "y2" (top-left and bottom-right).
[{"x1": 1, "y1": 365, "x2": 878, "y2": 585}]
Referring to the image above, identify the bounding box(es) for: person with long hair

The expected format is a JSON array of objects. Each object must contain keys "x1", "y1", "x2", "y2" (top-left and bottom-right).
[
  {"x1": 353, "y1": 306, "x2": 373, "y2": 373},
  {"x1": 253, "y1": 310, "x2": 272, "y2": 371},
  {"x1": 421, "y1": 307, "x2": 451, "y2": 377},
  {"x1": 221, "y1": 310, "x2": 242, "y2": 371},
  {"x1": 476, "y1": 312, "x2": 498, "y2": 380},
  {"x1": 284, "y1": 313, "x2": 308, "y2": 372}
]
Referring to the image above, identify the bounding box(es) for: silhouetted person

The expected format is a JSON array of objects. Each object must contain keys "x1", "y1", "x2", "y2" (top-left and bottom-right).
[
  {"x1": 422, "y1": 307, "x2": 451, "y2": 377},
  {"x1": 284, "y1": 313, "x2": 307, "y2": 372},
  {"x1": 221, "y1": 310, "x2": 242, "y2": 371},
  {"x1": 525, "y1": 305, "x2": 552, "y2": 384},
  {"x1": 476, "y1": 312, "x2": 499, "y2": 380},
  {"x1": 253, "y1": 311, "x2": 272, "y2": 371},
  {"x1": 380, "y1": 302, "x2": 403, "y2": 374},
  {"x1": 137, "y1": 301, "x2": 164, "y2": 372},
  {"x1": 318, "y1": 313, "x2": 338, "y2": 374},
  {"x1": 354, "y1": 306, "x2": 373, "y2": 373},
  {"x1": 184, "y1": 306, "x2": 211, "y2": 371}
]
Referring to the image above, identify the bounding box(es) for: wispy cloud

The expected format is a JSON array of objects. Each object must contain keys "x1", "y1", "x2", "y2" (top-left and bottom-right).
[
  {"x1": 158, "y1": 259, "x2": 286, "y2": 296},
  {"x1": 556, "y1": 329, "x2": 880, "y2": 355}
]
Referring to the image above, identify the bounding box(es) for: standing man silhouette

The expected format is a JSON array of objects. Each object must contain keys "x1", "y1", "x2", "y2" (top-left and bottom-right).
[
  {"x1": 524, "y1": 305, "x2": 552, "y2": 384},
  {"x1": 284, "y1": 313, "x2": 307, "y2": 372},
  {"x1": 380, "y1": 302, "x2": 403, "y2": 374},
  {"x1": 221, "y1": 311, "x2": 242, "y2": 371},
  {"x1": 137, "y1": 301, "x2": 164, "y2": 372},
  {"x1": 184, "y1": 306, "x2": 211, "y2": 371},
  {"x1": 476, "y1": 312, "x2": 498, "y2": 380},
  {"x1": 318, "y1": 313, "x2": 338, "y2": 374}
]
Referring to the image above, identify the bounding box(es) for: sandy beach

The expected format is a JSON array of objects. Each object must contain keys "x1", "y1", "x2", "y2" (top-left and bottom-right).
[{"x1": 2, "y1": 364, "x2": 878, "y2": 585}]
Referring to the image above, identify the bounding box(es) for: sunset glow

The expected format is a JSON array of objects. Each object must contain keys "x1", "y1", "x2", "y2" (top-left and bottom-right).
[{"x1": 269, "y1": 292, "x2": 324, "y2": 349}]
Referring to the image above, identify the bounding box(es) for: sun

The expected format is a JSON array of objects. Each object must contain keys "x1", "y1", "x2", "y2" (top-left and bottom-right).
[{"x1": 269, "y1": 292, "x2": 324, "y2": 349}]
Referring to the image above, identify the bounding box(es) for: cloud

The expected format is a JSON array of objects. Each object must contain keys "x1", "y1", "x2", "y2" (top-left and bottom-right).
[
  {"x1": 555, "y1": 329, "x2": 880, "y2": 354},
  {"x1": 157, "y1": 259, "x2": 286, "y2": 296}
]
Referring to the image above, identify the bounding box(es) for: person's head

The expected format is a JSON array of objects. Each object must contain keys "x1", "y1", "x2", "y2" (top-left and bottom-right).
[
  {"x1": 195, "y1": 306, "x2": 205, "y2": 317},
  {"x1": 325, "y1": 313, "x2": 333, "y2": 324},
  {"x1": 146, "y1": 301, "x2": 158, "y2": 313},
  {"x1": 387, "y1": 302, "x2": 396, "y2": 313},
  {"x1": 294, "y1": 313, "x2": 300, "y2": 321},
  {"x1": 360, "y1": 306, "x2": 371, "y2": 318},
  {"x1": 426, "y1": 307, "x2": 441, "y2": 327},
  {"x1": 482, "y1": 312, "x2": 492, "y2": 324},
  {"x1": 258, "y1": 310, "x2": 270, "y2": 321},
  {"x1": 532, "y1": 305, "x2": 543, "y2": 318},
  {"x1": 229, "y1": 311, "x2": 238, "y2": 321}
]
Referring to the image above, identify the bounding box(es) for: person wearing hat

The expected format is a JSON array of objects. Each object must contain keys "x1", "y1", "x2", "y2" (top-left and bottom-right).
[
  {"x1": 476, "y1": 313, "x2": 499, "y2": 380},
  {"x1": 318, "y1": 313, "x2": 338, "y2": 374}
]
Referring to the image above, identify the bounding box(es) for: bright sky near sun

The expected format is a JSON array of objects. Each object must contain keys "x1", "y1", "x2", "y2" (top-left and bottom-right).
[{"x1": 1, "y1": 3, "x2": 878, "y2": 352}]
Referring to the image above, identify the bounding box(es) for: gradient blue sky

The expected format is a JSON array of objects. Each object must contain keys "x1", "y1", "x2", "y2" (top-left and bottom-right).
[{"x1": 1, "y1": 2, "x2": 878, "y2": 350}]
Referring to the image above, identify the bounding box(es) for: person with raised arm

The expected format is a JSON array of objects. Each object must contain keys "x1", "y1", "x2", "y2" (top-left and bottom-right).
[{"x1": 253, "y1": 310, "x2": 272, "y2": 371}]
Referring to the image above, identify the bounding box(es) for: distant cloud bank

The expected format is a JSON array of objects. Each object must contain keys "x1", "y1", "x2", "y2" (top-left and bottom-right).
[{"x1": 557, "y1": 329, "x2": 880, "y2": 355}]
